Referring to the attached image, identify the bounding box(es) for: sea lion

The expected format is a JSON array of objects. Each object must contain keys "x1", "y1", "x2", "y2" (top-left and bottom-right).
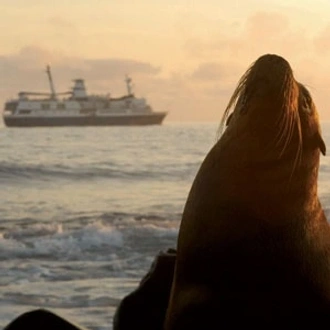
[
  {"x1": 3, "y1": 309, "x2": 88, "y2": 330},
  {"x1": 165, "y1": 54, "x2": 330, "y2": 329},
  {"x1": 113, "y1": 248, "x2": 176, "y2": 330}
]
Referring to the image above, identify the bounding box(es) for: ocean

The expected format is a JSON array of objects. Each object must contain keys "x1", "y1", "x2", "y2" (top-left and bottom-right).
[{"x1": 1, "y1": 121, "x2": 330, "y2": 330}]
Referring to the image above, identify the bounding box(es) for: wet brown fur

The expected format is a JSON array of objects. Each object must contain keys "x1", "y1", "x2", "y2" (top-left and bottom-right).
[{"x1": 165, "y1": 54, "x2": 330, "y2": 329}]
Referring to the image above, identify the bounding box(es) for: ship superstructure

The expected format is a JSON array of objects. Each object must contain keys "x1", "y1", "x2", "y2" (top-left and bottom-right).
[{"x1": 3, "y1": 66, "x2": 167, "y2": 127}]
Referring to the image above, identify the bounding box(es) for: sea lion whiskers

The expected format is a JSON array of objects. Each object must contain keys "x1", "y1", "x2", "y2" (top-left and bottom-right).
[
  {"x1": 286, "y1": 111, "x2": 303, "y2": 182},
  {"x1": 270, "y1": 110, "x2": 302, "y2": 187},
  {"x1": 274, "y1": 109, "x2": 295, "y2": 157},
  {"x1": 218, "y1": 83, "x2": 247, "y2": 137},
  {"x1": 218, "y1": 57, "x2": 263, "y2": 137},
  {"x1": 271, "y1": 78, "x2": 305, "y2": 183},
  {"x1": 273, "y1": 68, "x2": 298, "y2": 147}
]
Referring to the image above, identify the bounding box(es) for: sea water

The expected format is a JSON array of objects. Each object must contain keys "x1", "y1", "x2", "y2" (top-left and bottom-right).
[{"x1": 1, "y1": 122, "x2": 330, "y2": 330}]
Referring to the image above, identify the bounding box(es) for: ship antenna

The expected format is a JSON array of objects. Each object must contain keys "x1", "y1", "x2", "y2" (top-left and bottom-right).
[
  {"x1": 125, "y1": 75, "x2": 133, "y2": 95},
  {"x1": 46, "y1": 65, "x2": 57, "y2": 100}
]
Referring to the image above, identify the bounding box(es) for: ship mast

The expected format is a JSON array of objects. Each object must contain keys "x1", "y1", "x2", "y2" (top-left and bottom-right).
[
  {"x1": 125, "y1": 75, "x2": 133, "y2": 95},
  {"x1": 46, "y1": 65, "x2": 57, "y2": 100}
]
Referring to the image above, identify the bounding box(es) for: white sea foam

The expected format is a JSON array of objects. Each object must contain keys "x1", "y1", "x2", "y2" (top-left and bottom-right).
[
  {"x1": 31, "y1": 223, "x2": 123, "y2": 259},
  {"x1": 4, "y1": 223, "x2": 63, "y2": 240},
  {"x1": 135, "y1": 222, "x2": 179, "y2": 238},
  {"x1": 0, "y1": 221, "x2": 126, "y2": 261}
]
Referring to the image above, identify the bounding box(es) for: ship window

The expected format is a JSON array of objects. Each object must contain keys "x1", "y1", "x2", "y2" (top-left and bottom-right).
[
  {"x1": 57, "y1": 103, "x2": 65, "y2": 110},
  {"x1": 42, "y1": 103, "x2": 50, "y2": 110},
  {"x1": 5, "y1": 102, "x2": 18, "y2": 111},
  {"x1": 19, "y1": 110, "x2": 31, "y2": 114}
]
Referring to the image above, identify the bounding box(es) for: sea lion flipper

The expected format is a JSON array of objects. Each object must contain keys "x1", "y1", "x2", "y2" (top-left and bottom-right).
[{"x1": 113, "y1": 249, "x2": 176, "y2": 330}]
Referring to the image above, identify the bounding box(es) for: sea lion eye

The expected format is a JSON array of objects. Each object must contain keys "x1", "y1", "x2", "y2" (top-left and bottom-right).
[
  {"x1": 301, "y1": 94, "x2": 312, "y2": 114},
  {"x1": 299, "y1": 86, "x2": 313, "y2": 114},
  {"x1": 301, "y1": 103, "x2": 312, "y2": 114}
]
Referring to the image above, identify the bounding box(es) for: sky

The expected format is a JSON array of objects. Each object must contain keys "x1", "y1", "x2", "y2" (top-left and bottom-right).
[{"x1": 1, "y1": 0, "x2": 330, "y2": 122}]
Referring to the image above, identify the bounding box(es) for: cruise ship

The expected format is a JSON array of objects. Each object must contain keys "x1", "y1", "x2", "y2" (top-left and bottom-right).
[{"x1": 3, "y1": 66, "x2": 167, "y2": 127}]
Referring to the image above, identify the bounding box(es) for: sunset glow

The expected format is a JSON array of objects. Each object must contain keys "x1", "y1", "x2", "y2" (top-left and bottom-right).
[{"x1": 1, "y1": 0, "x2": 330, "y2": 122}]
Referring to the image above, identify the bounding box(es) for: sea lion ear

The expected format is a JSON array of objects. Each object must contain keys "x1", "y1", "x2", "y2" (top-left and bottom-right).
[
  {"x1": 320, "y1": 139, "x2": 326, "y2": 156},
  {"x1": 316, "y1": 131, "x2": 326, "y2": 156}
]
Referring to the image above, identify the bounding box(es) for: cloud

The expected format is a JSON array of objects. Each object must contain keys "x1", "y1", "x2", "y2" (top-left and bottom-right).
[
  {"x1": 47, "y1": 16, "x2": 76, "y2": 29},
  {"x1": 313, "y1": 24, "x2": 330, "y2": 54},
  {"x1": 78, "y1": 59, "x2": 160, "y2": 80},
  {"x1": 190, "y1": 61, "x2": 243, "y2": 83},
  {"x1": 191, "y1": 62, "x2": 229, "y2": 81},
  {"x1": 0, "y1": 46, "x2": 161, "y2": 96},
  {"x1": 184, "y1": 11, "x2": 310, "y2": 65},
  {"x1": 245, "y1": 11, "x2": 290, "y2": 40}
]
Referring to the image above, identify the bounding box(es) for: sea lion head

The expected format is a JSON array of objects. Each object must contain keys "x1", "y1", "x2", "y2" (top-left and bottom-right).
[{"x1": 219, "y1": 54, "x2": 325, "y2": 170}]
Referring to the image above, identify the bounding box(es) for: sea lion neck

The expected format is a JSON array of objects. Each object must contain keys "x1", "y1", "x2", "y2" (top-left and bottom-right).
[{"x1": 212, "y1": 118, "x2": 322, "y2": 214}]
